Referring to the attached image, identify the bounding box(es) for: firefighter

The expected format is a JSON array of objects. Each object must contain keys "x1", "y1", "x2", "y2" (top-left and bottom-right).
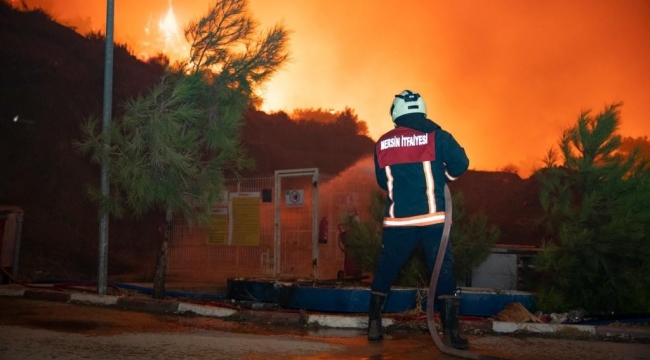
[{"x1": 368, "y1": 90, "x2": 469, "y2": 349}]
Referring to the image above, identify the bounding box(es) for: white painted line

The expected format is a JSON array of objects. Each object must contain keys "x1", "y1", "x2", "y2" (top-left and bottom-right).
[
  {"x1": 0, "y1": 287, "x2": 25, "y2": 297},
  {"x1": 492, "y1": 321, "x2": 596, "y2": 334},
  {"x1": 70, "y1": 293, "x2": 119, "y2": 305},
  {"x1": 307, "y1": 314, "x2": 395, "y2": 329},
  {"x1": 177, "y1": 303, "x2": 237, "y2": 317}
]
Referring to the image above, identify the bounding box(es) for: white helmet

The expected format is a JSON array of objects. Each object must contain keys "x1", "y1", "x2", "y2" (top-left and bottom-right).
[{"x1": 390, "y1": 90, "x2": 426, "y2": 122}]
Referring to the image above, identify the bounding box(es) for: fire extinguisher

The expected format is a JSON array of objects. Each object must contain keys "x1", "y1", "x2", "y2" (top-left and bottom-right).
[{"x1": 318, "y1": 217, "x2": 328, "y2": 244}]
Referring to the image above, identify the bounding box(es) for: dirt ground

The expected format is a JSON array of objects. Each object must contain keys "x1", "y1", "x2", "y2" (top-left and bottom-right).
[{"x1": 1, "y1": 297, "x2": 649, "y2": 360}]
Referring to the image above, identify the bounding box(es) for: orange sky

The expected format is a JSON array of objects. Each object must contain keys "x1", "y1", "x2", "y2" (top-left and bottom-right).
[{"x1": 19, "y1": 0, "x2": 650, "y2": 176}]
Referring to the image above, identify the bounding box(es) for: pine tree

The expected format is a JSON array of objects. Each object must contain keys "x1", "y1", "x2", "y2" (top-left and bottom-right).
[
  {"x1": 76, "y1": 0, "x2": 290, "y2": 298},
  {"x1": 534, "y1": 103, "x2": 650, "y2": 314},
  {"x1": 449, "y1": 192, "x2": 499, "y2": 283}
]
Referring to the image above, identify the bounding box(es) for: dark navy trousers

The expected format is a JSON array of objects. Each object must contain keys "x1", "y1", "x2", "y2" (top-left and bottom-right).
[{"x1": 370, "y1": 224, "x2": 456, "y2": 298}]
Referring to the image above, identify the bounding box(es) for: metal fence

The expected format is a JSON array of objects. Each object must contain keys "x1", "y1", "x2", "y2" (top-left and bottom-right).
[
  {"x1": 168, "y1": 158, "x2": 378, "y2": 285},
  {"x1": 168, "y1": 176, "x2": 276, "y2": 283}
]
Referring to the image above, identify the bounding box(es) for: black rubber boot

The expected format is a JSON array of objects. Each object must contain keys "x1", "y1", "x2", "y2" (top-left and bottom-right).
[
  {"x1": 439, "y1": 295, "x2": 469, "y2": 350},
  {"x1": 367, "y1": 292, "x2": 387, "y2": 341}
]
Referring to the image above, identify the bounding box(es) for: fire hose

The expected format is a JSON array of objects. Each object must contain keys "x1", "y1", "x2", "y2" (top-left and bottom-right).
[{"x1": 426, "y1": 184, "x2": 505, "y2": 360}]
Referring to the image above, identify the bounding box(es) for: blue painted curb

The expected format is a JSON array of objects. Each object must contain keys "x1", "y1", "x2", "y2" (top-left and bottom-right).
[
  {"x1": 227, "y1": 278, "x2": 423, "y2": 313},
  {"x1": 278, "y1": 285, "x2": 421, "y2": 313},
  {"x1": 227, "y1": 278, "x2": 537, "y2": 316},
  {"x1": 227, "y1": 278, "x2": 280, "y2": 303},
  {"x1": 112, "y1": 282, "x2": 228, "y2": 300},
  {"x1": 460, "y1": 288, "x2": 536, "y2": 317}
]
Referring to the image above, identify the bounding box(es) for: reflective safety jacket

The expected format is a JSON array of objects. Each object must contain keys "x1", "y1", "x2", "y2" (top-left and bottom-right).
[{"x1": 374, "y1": 121, "x2": 469, "y2": 227}]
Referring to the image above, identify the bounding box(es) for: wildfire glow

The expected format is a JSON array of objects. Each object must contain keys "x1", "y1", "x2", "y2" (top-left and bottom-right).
[
  {"x1": 139, "y1": 0, "x2": 188, "y2": 61},
  {"x1": 257, "y1": 86, "x2": 289, "y2": 114},
  {"x1": 13, "y1": 0, "x2": 650, "y2": 178},
  {"x1": 158, "y1": 2, "x2": 182, "y2": 52}
]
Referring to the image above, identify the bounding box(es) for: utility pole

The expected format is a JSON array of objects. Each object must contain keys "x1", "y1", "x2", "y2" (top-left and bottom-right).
[{"x1": 98, "y1": 0, "x2": 115, "y2": 296}]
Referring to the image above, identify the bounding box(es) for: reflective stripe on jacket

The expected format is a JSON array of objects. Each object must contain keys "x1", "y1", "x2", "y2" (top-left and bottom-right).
[{"x1": 374, "y1": 124, "x2": 469, "y2": 227}]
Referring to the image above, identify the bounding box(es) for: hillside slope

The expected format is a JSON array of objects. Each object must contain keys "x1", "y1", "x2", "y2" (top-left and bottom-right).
[
  {"x1": 0, "y1": 3, "x2": 168, "y2": 278},
  {"x1": 0, "y1": 3, "x2": 544, "y2": 282},
  {"x1": 0, "y1": 2, "x2": 376, "y2": 279}
]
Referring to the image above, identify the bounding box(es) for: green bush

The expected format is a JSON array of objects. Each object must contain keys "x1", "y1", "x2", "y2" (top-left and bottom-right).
[
  {"x1": 450, "y1": 192, "x2": 499, "y2": 283},
  {"x1": 533, "y1": 103, "x2": 650, "y2": 314}
]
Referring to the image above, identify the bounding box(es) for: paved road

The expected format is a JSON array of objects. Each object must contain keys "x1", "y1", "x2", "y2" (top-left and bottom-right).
[{"x1": 1, "y1": 298, "x2": 649, "y2": 360}]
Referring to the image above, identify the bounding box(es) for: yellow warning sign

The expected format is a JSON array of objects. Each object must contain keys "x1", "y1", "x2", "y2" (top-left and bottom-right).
[
  {"x1": 207, "y1": 207, "x2": 228, "y2": 245},
  {"x1": 231, "y1": 195, "x2": 260, "y2": 246}
]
